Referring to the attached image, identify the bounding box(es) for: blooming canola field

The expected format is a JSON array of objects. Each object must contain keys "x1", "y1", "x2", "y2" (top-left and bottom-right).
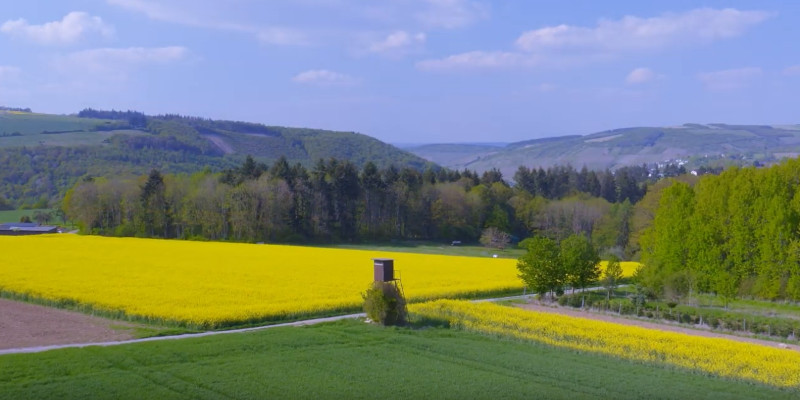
[
  {"x1": 410, "y1": 300, "x2": 800, "y2": 388},
  {"x1": 0, "y1": 235, "x2": 527, "y2": 327}
]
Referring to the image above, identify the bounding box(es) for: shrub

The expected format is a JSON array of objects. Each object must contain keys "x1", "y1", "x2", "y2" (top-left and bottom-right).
[{"x1": 362, "y1": 281, "x2": 407, "y2": 326}]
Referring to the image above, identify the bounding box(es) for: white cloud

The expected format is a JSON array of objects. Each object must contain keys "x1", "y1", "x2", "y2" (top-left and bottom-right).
[
  {"x1": 419, "y1": 8, "x2": 770, "y2": 72},
  {"x1": 256, "y1": 28, "x2": 309, "y2": 46},
  {"x1": 107, "y1": 0, "x2": 188, "y2": 24},
  {"x1": 55, "y1": 47, "x2": 189, "y2": 81},
  {"x1": 697, "y1": 67, "x2": 762, "y2": 91},
  {"x1": 416, "y1": 0, "x2": 489, "y2": 29},
  {"x1": 0, "y1": 66, "x2": 21, "y2": 82},
  {"x1": 292, "y1": 70, "x2": 357, "y2": 85},
  {"x1": 417, "y1": 51, "x2": 538, "y2": 70},
  {"x1": 784, "y1": 65, "x2": 800, "y2": 76},
  {"x1": 626, "y1": 67, "x2": 661, "y2": 84},
  {"x1": 108, "y1": 0, "x2": 308, "y2": 45},
  {"x1": 1, "y1": 12, "x2": 113, "y2": 45},
  {"x1": 538, "y1": 83, "x2": 557, "y2": 92},
  {"x1": 516, "y1": 8, "x2": 772, "y2": 53},
  {"x1": 368, "y1": 31, "x2": 426, "y2": 54}
]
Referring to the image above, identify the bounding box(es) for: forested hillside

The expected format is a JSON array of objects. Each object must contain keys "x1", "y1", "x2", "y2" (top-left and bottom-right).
[
  {"x1": 639, "y1": 157, "x2": 800, "y2": 302},
  {"x1": 0, "y1": 109, "x2": 431, "y2": 207}
]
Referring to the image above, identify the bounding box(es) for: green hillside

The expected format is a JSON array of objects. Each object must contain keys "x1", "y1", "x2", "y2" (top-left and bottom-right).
[
  {"x1": 0, "y1": 110, "x2": 433, "y2": 207},
  {"x1": 407, "y1": 124, "x2": 800, "y2": 177}
]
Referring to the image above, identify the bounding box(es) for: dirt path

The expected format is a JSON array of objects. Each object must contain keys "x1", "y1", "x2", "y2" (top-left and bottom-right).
[
  {"x1": 0, "y1": 298, "x2": 139, "y2": 350},
  {"x1": 516, "y1": 301, "x2": 799, "y2": 352},
  {"x1": 3, "y1": 291, "x2": 797, "y2": 355},
  {"x1": 0, "y1": 311, "x2": 366, "y2": 355}
]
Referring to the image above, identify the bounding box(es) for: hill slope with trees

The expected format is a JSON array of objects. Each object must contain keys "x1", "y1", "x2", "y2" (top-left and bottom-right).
[{"x1": 0, "y1": 109, "x2": 432, "y2": 207}]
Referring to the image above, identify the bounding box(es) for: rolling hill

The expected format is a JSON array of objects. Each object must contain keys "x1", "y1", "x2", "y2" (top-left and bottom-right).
[
  {"x1": 405, "y1": 124, "x2": 800, "y2": 178},
  {"x1": 0, "y1": 110, "x2": 433, "y2": 207}
]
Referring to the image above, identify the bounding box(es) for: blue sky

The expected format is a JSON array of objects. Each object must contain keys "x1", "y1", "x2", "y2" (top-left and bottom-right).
[{"x1": 1, "y1": 1, "x2": 798, "y2": 143}]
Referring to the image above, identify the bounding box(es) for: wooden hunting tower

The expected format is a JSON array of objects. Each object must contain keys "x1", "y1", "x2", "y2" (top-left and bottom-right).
[{"x1": 373, "y1": 258, "x2": 394, "y2": 282}]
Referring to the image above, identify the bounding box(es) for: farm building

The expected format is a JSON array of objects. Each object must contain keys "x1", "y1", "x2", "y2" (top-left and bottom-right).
[{"x1": 0, "y1": 222, "x2": 59, "y2": 236}]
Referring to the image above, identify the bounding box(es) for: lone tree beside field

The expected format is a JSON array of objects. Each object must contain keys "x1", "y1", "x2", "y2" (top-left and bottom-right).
[
  {"x1": 517, "y1": 236, "x2": 564, "y2": 298},
  {"x1": 517, "y1": 234, "x2": 600, "y2": 298},
  {"x1": 602, "y1": 255, "x2": 623, "y2": 300},
  {"x1": 561, "y1": 234, "x2": 601, "y2": 293}
]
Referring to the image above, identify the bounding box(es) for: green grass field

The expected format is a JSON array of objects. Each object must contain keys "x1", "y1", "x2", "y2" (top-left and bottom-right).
[
  {"x1": 0, "y1": 112, "x2": 147, "y2": 148},
  {"x1": 0, "y1": 129, "x2": 147, "y2": 147},
  {"x1": 325, "y1": 241, "x2": 526, "y2": 259},
  {"x1": 0, "y1": 112, "x2": 106, "y2": 136},
  {"x1": 0, "y1": 320, "x2": 794, "y2": 400},
  {"x1": 0, "y1": 209, "x2": 53, "y2": 223}
]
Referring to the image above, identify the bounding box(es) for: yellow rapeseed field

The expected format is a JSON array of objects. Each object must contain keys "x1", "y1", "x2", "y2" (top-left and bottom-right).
[
  {"x1": 410, "y1": 300, "x2": 800, "y2": 388},
  {"x1": 0, "y1": 235, "x2": 524, "y2": 327},
  {"x1": 599, "y1": 260, "x2": 640, "y2": 277}
]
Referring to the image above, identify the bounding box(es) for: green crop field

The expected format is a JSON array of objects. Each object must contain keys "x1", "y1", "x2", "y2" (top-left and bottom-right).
[
  {"x1": 0, "y1": 320, "x2": 794, "y2": 400},
  {"x1": 0, "y1": 112, "x2": 146, "y2": 148},
  {"x1": 324, "y1": 240, "x2": 526, "y2": 259},
  {"x1": 0, "y1": 129, "x2": 147, "y2": 148},
  {"x1": 0, "y1": 112, "x2": 108, "y2": 135},
  {"x1": 0, "y1": 209, "x2": 53, "y2": 223}
]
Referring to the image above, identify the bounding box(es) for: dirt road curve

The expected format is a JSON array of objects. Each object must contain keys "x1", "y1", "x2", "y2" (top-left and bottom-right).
[{"x1": 0, "y1": 298, "x2": 137, "y2": 350}]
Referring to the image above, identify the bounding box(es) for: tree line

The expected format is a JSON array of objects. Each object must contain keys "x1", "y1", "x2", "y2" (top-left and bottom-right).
[
  {"x1": 63, "y1": 156, "x2": 658, "y2": 249},
  {"x1": 638, "y1": 157, "x2": 800, "y2": 302}
]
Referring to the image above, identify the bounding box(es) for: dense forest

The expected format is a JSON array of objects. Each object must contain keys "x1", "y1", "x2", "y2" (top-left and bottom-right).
[
  {"x1": 63, "y1": 156, "x2": 677, "y2": 253},
  {"x1": 639, "y1": 157, "x2": 800, "y2": 302}
]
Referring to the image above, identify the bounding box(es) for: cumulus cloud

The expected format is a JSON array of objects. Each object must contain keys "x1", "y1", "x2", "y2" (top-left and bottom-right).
[
  {"x1": 697, "y1": 67, "x2": 762, "y2": 91},
  {"x1": 419, "y1": 8, "x2": 770, "y2": 71},
  {"x1": 1, "y1": 12, "x2": 113, "y2": 45},
  {"x1": 416, "y1": 0, "x2": 489, "y2": 29},
  {"x1": 292, "y1": 69, "x2": 357, "y2": 85},
  {"x1": 368, "y1": 31, "x2": 426, "y2": 55},
  {"x1": 626, "y1": 67, "x2": 661, "y2": 84},
  {"x1": 515, "y1": 8, "x2": 772, "y2": 53}
]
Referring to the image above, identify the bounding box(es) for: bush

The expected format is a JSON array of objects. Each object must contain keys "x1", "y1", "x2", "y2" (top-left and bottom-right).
[{"x1": 362, "y1": 281, "x2": 407, "y2": 326}]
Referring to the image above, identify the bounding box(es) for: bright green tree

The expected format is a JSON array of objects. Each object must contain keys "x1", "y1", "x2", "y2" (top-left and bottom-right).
[
  {"x1": 602, "y1": 255, "x2": 623, "y2": 300},
  {"x1": 517, "y1": 236, "x2": 564, "y2": 298},
  {"x1": 561, "y1": 234, "x2": 601, "y2": 292}
]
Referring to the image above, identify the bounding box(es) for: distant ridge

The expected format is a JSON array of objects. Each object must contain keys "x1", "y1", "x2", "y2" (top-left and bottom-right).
[{"x1": 406, "y1": 123, "x2": 800, "y2": 177}]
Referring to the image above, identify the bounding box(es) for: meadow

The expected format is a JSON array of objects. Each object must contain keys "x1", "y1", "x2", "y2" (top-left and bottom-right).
[
  {"x1": 0, "y1": 112, "x2": 105, "y2": 136},
  {"x1": 0, "y1": 235, "x2": 525, "y2": 328},
  {"x1": 410, "y1": 300, "x2": 800, "y2": 388},
  {"x1": 0, "y1": 208, "x2": 52, "y2": 223},
  {"x1": 0, "y1": 319, "x2": 794, "y2": 400}
]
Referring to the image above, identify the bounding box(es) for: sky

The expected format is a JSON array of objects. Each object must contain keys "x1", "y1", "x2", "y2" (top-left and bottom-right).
[{"x1": 1, "y1": 1, "x2": 799, "y2": 144}]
